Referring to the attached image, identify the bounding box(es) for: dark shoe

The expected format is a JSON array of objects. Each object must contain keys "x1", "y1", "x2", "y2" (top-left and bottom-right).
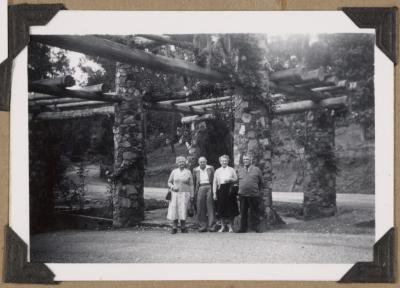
[
  {"x1": 181, "y1": 227, "x2": 188, "y2": 233},
  {"x1": 236, "y1": 229, "x2": 247, "y2": 233},
  {"x1": 171, "y1": 228, "x2": 178, "y2": 234},
  {"x1": 208, "y1": 227, "x2": 216, "y2": 232},
  {"x1": 198, "y1": 227, "x2": 207, "y2": 233}
]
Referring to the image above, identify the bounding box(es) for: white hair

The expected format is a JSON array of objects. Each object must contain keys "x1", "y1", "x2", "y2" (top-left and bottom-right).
[
  {"x1": 175, "y1": 156, "x2": 187, "y2": 164},
  {"x1": 198, "y1": 156, "x2": 207, "y2": 163},
  {"x1": 219, "y1": 154, "x2": 230, "y2": 161}
]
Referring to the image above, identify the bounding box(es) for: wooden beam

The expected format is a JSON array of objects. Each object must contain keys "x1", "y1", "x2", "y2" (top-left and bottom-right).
[
  {"x1": 270, "y1": 67, "x2": 325, "y2": 84},
  {"x1": 29, "y1": 82, "x2": 123, "y2": 103},
  {"x1": 30, "y1": 75, "x2": 75, "y2": 88},
  {"x1": 175, "y1": 96, "x2": 232, "y2": 107},
  {"x1": 31, "y1": 35, "x2": 225, "y2": 82},
  {"x1": 269, "y1": 81, "x2": 324, "y2": 101},
  {"x1": 311, "y1": 85, "x2": 346, "y2": 93},
  {"x1": 274, "y1": 96, "x2": 348, "y2": 115},
  {"x1": 135, "y1": 34, "x2": 194, "y2": 50},
  {"x1": 181, "y1": 97, "x2": 348, "y2": 120},
  {"x1": 191, "y1": 102, "x2": 233, "y2": 110},
  {"x1": 144, "y1": 102, "x2": 207, "y2": 115},
  {"x1": 294, "y1": 75, "x2": 339, "y2": 89},
  {"x1": 31, "y1": 106, "x2": 115, "y2": 120},
  {"x1": 29, "y1": 92, "x2": 59, "y2": 101},
  {"x1": 143, "y1": 90, "x2": 192, "y2": 102},
  {"x1": 157, "y1": 99, "x2": 188, "y2": 105},
  {"x1": 69, "y1": 83, "x2": 110, "y2": 93},
  {"x1": 181, "y1": 114, "x2": 216, "y2": 124},
  {"x1": 100, "y1": 35, "x2": 159, "y2": 49},
  {"x1": 53, "y1": 101, "x2": 109, "y2": 109},
  {"x1": 30, "y1": 97, "x2": 87, "y2": 106}
]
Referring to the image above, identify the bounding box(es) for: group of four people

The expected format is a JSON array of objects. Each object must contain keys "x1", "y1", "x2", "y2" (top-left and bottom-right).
[{"x1": 167, "y1": 154, "x2": 264, "y2": 234}]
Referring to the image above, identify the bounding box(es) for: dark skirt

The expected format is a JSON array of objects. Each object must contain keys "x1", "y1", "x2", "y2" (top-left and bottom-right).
[{"x1": 216, "y1": 183, "x2": 239, "y2": 218}]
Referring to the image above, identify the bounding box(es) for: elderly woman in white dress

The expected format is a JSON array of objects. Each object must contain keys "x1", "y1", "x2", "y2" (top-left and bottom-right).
[
  {"x1": 167, "y1": 156, "x2": 194, "y2": 234},
  {"x1": 213, "y1": 154, "x2": 239, "y2": 232}
]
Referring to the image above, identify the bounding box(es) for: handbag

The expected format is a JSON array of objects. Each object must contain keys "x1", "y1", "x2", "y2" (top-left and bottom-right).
[{"x1": 165, "y1": 189, "x2": 172, "y2": 201}]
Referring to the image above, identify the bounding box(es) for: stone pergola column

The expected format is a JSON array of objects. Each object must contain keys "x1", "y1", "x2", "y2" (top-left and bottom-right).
[
  {"x1": 233, "y1": 92, "x2": 283, "y2": 228},
  {"x1": 303, "y1": 109, "x2": 336, "y2": 219},
  {"x1": 112, "y1": 62, "x2": 145, "y2": 227}
]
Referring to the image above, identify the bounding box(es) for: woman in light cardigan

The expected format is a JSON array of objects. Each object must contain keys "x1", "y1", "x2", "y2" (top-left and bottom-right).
[
  {"x1": 167, "y1": 156, "x2": 194, "y2": 234},
  {"x1": 213, "y1": 154, "x2": 239, "y2": 232}
]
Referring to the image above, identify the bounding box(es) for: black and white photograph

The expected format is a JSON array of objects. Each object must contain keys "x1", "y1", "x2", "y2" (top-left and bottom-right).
[{"x1": 7, "y1": 11, "x2": 394, "y2": 281}]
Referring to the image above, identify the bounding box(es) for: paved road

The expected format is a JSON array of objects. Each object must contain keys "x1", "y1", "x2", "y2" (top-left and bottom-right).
[
  {"x1": 31, "y1": 228, "x2": 374, "y2": 263},
  {"x1": 144, "y1": 187, "x2": 374, "y2": 209}
]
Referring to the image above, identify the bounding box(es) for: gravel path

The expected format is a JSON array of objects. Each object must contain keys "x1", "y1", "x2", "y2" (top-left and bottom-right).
[{"x1": 31, "y1": 228, "x2": 374, "y2": 264}]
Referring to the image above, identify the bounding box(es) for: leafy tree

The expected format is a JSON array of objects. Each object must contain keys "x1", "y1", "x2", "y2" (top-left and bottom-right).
[
  {"x1": 28, "y1": 42, "x2": 72, "y2": 81},
  {"x1": 317, "y1": 33, "x2": 375, "y2": 140}
]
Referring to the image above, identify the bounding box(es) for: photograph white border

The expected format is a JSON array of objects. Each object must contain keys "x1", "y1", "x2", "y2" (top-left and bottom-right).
[{"x1": 9, "y1": 11, "x2": 393, "y2": 281}]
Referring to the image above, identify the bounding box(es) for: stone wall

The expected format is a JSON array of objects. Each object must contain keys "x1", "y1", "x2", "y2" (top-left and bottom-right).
[
  {"x1": 303, "y1": 109, "x2": 337, "y2": 219},
  {"x1": 112, "y1": 62, "x2": 145, "y2": 227}
]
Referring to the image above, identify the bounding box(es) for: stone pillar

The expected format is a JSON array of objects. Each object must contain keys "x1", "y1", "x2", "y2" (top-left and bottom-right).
[
  {"x1": 112, "y1": 63, "x2": 145, "y2": 227},
  {"x1": 233, "y1": 93, "x2": 283, "y2": 229},
  {"x1": 303, "y1": 109, "x2": 337, "y2": 219}
]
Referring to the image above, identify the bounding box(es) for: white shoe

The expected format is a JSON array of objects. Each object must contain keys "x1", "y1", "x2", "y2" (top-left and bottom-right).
[
  {"x1": 218, "y1": 226, "x2": 225, "y2": 233},
  {"x1": 228, "y1": 225, "x2": 234, "y2": 233}
]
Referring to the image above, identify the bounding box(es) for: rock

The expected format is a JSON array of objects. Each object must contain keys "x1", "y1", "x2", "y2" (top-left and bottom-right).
[
  {"x1": 126, "y1": 185, "x2": 138, "y2": 195},
  {"x1": 248, "y1": 139, "x2": 259, "y2": 151},
  {"x1": 120, "y1": 197, "x2": 131, "y2": 208},
  {"x1": 263, "y1": 150, "x2": 272, "y2": 159},
  {"x1": 121, "y1": 141, "x2": 131, "y2": 148},
  {"x1": 123, "y1": 151, "x2": 137, "y2": 160},
  {"x1": 260, "y1": 138, "x2": 269, "y2": 147},
  {"x1": 259, "y1": 117, "x2": 266, "y2": 127},
  {"x1": 239, "y1": 125, "x2": 246, "y2": 135},
  {"x1": 123, "y1": 115, "x2": 135, "y2": 124},
  {"x1": 241, "y1": 113, "x2": 252, "y2": 123},
  {"x1": 247, "y1": 130, "x2": 256, "y2": 139}
]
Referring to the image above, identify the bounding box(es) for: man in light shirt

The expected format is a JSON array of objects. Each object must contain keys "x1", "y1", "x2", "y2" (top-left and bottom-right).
[{"x1": 193, "y1": 157, "x2": 216, "y2": 232}]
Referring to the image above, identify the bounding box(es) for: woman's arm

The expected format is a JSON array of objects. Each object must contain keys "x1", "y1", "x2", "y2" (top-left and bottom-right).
[
  {"x1": 167, "y1": 169, "x2": 175, "y2": 189},
  {"x1": 188, "y1": 171, "x2": 194, "y2": 198},
  {"x1": 213, "y1": 169, "x2": 218, "y2": 195}
]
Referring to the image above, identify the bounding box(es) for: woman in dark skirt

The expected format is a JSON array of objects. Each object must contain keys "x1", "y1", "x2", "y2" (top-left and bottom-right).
[{"x1": 212, "y1": 155, "x2": 239, "y2": 232}]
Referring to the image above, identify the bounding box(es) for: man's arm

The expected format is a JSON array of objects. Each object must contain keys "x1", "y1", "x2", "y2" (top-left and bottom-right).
[
  {"x1": 192, "y1": 169, "x2": 197, "y2": 188},
  {"x1": 258, "y1": 167, "x2": 265, "y2": 190}
]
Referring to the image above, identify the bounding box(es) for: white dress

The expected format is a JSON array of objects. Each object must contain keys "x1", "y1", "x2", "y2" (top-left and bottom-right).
[{"x1": 167, "y1": 168, "x2": 194, "y2": 221}]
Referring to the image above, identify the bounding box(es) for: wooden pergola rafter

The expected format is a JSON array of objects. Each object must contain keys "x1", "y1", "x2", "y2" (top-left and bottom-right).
[
  {"x1": 31, "y1": 35, "x2": 225, "y2": 82},
  {"x1": 28, "y1": 36, "x2": 354, "y2": 121}
]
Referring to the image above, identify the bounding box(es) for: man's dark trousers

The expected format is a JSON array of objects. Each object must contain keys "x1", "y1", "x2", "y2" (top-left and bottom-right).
[{"x1": 239, "y1": 196, "x2": 261, "y2": 232}]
